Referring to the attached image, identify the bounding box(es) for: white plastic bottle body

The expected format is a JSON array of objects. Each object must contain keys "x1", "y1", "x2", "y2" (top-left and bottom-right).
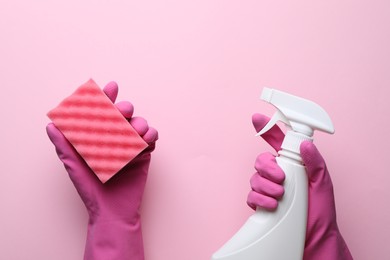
[{"x1": 211, "y1": 155, "x2": 308, "y2": 260}]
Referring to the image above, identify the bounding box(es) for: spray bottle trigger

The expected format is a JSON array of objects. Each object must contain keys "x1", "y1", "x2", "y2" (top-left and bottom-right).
[{"x1": 255, "y1": 110, "x2": 290, "y2": 136}]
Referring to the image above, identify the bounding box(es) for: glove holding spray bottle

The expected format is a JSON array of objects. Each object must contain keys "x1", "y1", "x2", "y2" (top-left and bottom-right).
[
  {"x1": 249, "y1": 113, "x2": 353, "y2": 260},
  {"x1": 212, "y1": 88, "x2": 352, "y2": 260}
]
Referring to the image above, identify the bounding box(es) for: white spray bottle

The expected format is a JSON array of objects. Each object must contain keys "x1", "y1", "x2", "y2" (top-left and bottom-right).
[{"x1": 212, "y1": 88, "x2": 334, "y2": 260}]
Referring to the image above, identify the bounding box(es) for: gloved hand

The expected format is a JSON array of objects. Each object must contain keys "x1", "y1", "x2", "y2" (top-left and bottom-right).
[
  {"x1": 46, "y1": 81, "x2": 158, "y2": 260},
  {"x1": 247, "y1": 113, "x2": 353, "y2": 260}
]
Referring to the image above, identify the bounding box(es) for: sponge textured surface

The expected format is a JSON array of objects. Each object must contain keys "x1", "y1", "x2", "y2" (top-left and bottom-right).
[{"x1": 47, "y1": 79, "x2": 148, "y2": 183}]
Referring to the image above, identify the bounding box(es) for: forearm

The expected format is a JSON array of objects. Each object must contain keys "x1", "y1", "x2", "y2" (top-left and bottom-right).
[{"x1": 84, "y1": 217, "x2": 144, "y2": 260}]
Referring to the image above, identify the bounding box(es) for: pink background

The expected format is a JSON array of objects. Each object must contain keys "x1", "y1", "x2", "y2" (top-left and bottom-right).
[{"x1": 1, "y1": 0, "x2": 389, "y2": 259}]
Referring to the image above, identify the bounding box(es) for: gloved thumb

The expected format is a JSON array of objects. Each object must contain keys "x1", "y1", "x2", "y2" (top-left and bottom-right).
[
  {"x1": 300, "y1": 141, "x2": 333, "y2": 192},
  {"x1": 46, "y1": 123, "x2": 79, "y2": 162}
]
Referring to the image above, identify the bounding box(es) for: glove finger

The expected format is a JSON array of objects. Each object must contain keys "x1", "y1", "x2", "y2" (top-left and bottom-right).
[
  {"x1": 300, "y1": 141, "x2": 333, "y2": 190},
  {"x1": 115, "y1": 101, "x2": 134, "y2": 119},
  {"x1": 252, "y1": 113, "x2": 284, "y2": 151},
  {"x1": 103, "y1": 81, "x2": 118, "y2": 103},
  {"x1": 142, "y1": 127, "x2": 159, "y2": 144},
  {"x1": 130, "y1": 117, "x2": 149, "y2": 136},
  {"x1": 247, "y1": 190, "x2": 278, "y2": 211},
  {"x1": 250, "y1": 173, "x2": 284, "y2": 199},
  {"x1": 255, "y1": 152, "x2": 285, "y2": 184}
]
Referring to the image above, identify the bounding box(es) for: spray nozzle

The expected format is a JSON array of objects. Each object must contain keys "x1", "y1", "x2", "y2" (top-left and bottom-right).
[{"x1": 256, "y1": 88, "x2": 334, "y2": 138}]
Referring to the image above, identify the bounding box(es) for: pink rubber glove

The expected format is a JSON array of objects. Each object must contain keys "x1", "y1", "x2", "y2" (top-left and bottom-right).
[
  {"x1": 46, "y1": 82, "x2": 158, "y2": 260},
  {"x1": 247, "y1": 113, "x2": 353, "y2": 260}
]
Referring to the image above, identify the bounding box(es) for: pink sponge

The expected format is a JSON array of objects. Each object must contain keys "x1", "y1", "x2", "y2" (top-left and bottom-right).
[{"x1": 47, "y1": 79, "x2": 148, "y2": 183}]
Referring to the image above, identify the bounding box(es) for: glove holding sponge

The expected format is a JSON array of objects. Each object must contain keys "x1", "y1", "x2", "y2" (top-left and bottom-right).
[{"x1": 47, "y1": 80, "x2": 158, "y2": 260}]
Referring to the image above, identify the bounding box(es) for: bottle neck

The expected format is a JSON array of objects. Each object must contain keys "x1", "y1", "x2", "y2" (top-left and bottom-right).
[{"x1": 278, "y1": 130, "x2": 313, "y2": 164}]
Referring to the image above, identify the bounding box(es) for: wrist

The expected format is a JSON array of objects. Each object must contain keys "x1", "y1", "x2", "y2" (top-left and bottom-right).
[
  {"x1": 304, "y1": 228, "x2": 352, "y2": 260},
  {"x1": 84, "y1": 215, "x2": 144, "y2": 260}
]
